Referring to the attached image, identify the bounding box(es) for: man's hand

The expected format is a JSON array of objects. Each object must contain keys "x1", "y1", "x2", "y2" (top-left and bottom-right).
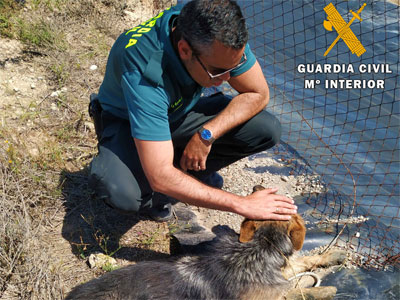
[
  {"x1": 237, "y1": 188, "x2": 297, "y2": 220},
  {"x1": 180, "y1": 133, "x2": 211, "y2": 171}
]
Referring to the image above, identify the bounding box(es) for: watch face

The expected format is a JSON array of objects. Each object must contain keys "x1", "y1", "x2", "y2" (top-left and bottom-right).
[{"x1": 201, "y1": 129, "x2": 212, "y2": 141}]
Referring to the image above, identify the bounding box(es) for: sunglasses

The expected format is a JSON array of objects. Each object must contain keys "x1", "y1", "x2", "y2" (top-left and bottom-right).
[{"x1": 195, "y1": 52, "x2": 247, "y2": 79}]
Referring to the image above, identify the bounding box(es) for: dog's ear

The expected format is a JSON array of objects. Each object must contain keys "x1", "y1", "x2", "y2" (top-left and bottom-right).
[
  {"x1": 287, "y1": 215, "x2": 306, "y2": 250},
  {"x1": 252, "y1": 185, "x2": 265, "y2": 193},
  {"x1": 239, "y1": 220, "x2": 257, "y2": 243}
]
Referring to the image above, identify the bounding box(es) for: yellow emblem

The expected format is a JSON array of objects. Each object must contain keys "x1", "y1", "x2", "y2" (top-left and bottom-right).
[{"x1": 323, "y1": 3, "x2": 367, "y2": 57}]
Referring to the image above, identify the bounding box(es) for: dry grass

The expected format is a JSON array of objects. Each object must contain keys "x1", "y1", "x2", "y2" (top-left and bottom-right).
[{"x1": 0, "y1": 0, "x2": 176, "y2": 298}]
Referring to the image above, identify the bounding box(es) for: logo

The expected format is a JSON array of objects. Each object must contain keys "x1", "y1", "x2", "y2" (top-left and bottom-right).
[{"x1": 323, "y1": 3, "x2": 367, "y2": 57}]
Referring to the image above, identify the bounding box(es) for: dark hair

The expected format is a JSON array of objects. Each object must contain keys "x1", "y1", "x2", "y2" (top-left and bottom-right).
[{"x1": 176, "y1": 0, "x2": 248, "y2": 55}]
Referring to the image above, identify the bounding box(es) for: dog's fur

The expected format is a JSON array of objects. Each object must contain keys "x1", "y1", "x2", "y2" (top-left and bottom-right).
[{"x1": 66, "y1": 186, "x2": 306, "y2": 300}]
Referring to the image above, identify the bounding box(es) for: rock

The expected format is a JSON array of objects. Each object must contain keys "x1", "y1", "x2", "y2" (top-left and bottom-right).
[
  {"x1": 29, "y1": 148, "x2": 39, "y2": 157},
  {"x1": 51, "y1": 91, "x2": 60, "y2": 98},
  {"x1": 84, "y1": 121, "x2": 95, "y2": 132},
  {"x1": 0, "y1": 38, "x2": 23, "y2": 62},
  {"x1": 90, "y1": 65, "x2": 98, "y2": 71},
  {"x1": 88, "y1": 253, "x2": 118, "y2": 269},
  {"x1": 124, "y1": 10, "x2": 136, "y2": 20}
]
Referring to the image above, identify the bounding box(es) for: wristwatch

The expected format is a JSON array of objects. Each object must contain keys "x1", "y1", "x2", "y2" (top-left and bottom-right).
[{"x1": 198, "y1": 126, "x2": 215, "y2": 144}]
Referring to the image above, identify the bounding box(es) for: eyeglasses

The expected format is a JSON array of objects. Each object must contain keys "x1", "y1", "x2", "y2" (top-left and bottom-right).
[{"x1": 195, "y1": 52, "x2": 247, "y2": 79}]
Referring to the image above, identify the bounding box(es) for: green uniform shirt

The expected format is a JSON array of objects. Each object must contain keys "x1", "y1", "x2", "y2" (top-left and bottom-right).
[{"x1": 98, "y1": 4, "x2": 256, "y2": 141}]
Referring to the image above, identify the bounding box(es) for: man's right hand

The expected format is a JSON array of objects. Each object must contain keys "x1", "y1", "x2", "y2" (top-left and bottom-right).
[
  {"x1": 134, "y1": 138, "x2": 297, "y2": 221},
  {"x1": 236, "y1": 188, "x2": 297, "y2": 220}
]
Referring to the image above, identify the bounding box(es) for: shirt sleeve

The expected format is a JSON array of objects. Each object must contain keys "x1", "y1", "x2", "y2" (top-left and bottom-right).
[
  {"x1": 229, "y1": 43, "x2": 257, "y2": 77},
  {"x1": 121, "y1": 70, "x2": 172, "y2": 141}
]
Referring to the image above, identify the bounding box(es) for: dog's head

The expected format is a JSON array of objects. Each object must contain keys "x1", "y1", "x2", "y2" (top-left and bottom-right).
[{"x1": 239, "y1": 185, "x2": 306, "y2": 251}]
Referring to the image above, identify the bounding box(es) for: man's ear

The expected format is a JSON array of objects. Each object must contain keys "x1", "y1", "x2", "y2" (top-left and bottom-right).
[
  {"x1": 287, "y1": 215, "x2": 306, "y2": 251},
  {"x1": 239, "y1": 220, "x2": 257, "y2": 243},
  {"x1": 177, "y1": 39, "x2": 193, "y2": 60}
]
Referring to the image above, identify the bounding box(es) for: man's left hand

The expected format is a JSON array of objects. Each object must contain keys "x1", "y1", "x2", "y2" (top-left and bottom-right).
[{"x1": 180, "y1": 133, "x2": 211, "y2": 172}]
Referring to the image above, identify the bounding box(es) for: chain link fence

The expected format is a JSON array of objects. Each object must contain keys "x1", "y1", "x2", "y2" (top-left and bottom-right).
[
  {"x1": 177, "y1": 0, "x2": 399, "y2": 270},
  {"x1": 237, "y1": 0, "x2": 399, "y2": 271}
]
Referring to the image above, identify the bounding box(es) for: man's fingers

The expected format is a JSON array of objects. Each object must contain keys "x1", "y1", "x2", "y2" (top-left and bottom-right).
[
  {"x1": 270, "y1": 214, "x2": 293, "y2": 221},
  {"x1": 199, "y1": 159, "x2": 206, "y2": 171},
  {"x1": 262, "y1": 187, "x2": 279, "y2": 194},
  {"x1": 275, "y1": 195, "x2": 295, "y2": 204},
  {"x1": 274, "y1": 206, "x2": 297, "y2": 215},
  {"x1": 180, "y1": 155, "x2": 188, "y2": 171}
]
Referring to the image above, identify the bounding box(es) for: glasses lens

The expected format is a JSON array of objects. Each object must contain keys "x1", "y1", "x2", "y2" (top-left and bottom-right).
[{"x1": 210, "y1": 53, "x2": 247, "y2": 77}]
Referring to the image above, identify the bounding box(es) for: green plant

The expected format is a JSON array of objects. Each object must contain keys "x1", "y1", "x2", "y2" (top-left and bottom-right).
[
  {"x1": 50, "y1": 63, "x2": 70, "y2": 87},
  {"x1": 17, "y1": 18, "x2": 53, "y2": 47},
  {"x1": 101, "y1": 261, "x2": 119, "y2": 272},
  {"x1": 93, "y1": 230, "x2": 122, "y2": 257},
  {"x1": 141, "y1": 229, "x2": 162, "y2": 246},
  {"x1": 81, "y1": 214, "x2": 122, "y2": 257},
  {"x1": 0, "y1": 0, "x2": 19, "y2": 38}
]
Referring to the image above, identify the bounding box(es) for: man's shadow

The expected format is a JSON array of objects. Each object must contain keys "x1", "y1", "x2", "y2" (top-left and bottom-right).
[{"x1": 60, "y1": 167, "x2": 171, "y2": 262}]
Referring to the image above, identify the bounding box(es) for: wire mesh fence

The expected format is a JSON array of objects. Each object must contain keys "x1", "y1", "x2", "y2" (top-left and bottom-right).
[
  {"x1": 177, "y1": 0, "x2": 399, "y2": 270},
  {"x1": 236, "y1": 0, "x2": 399, "y2": 271}
]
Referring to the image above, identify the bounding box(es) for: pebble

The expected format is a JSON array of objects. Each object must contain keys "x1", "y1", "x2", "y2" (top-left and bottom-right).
[
  {"x1": 51, "y1": 91, "x2": 60, "y2": 98},
  {"x1": 88, "y1": 253, "x2": 118, "y2": 269},
  {"x1": 281, "y1": 175, "x2": 289, "y2": 182},
  {"x1": 84, "y1": 121, "x2": 95, "y2": 132},
  {"x1": 31, "y1": 84, "x2": 36, "y2": 89},
  {"x1": 90, "y1": 65, "x2": 98, "y2": 71}
]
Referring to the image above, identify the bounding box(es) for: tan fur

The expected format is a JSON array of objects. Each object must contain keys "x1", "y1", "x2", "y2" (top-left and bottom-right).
[
  {"x1": 241, "y1": 287, "x2": 283, "y2": 300},
  {"x1": 282, "y1": 249, "x2": 347, "y2": 279},
  {"x1": 241, "y1": 185, "x2": 306, "y2": 249},
  {"x1": 239, "y1": 215, "x2": 306, "y2": 250},
  {"x1": 239, "y1": 185, "x2": 342, "y2": 300},
  {"x1": 237, "y1": 185, "x2": 307, "y2": 300}
]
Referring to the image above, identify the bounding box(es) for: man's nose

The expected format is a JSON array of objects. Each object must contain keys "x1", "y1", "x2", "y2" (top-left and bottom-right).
[{"x1": 219, "y1": 72, "x2": 231, "y2": 81}]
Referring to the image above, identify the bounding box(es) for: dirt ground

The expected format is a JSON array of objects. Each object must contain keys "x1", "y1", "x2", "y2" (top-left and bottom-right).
[{"x1": 0, "y1": 1, "x2": 346, "y2": 299}]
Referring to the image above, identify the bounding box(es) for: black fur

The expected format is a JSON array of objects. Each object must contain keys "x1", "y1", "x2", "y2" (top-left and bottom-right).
[{"x1": 66, "y1": 224, "x2": 293, "y2": 300}]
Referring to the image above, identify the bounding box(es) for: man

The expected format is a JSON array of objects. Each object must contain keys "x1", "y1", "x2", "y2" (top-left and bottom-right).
[{"x1": 89, "y1": 0, "x2": 297, "y2": 221}]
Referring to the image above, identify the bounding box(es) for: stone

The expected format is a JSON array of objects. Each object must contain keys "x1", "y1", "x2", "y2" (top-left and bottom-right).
[{"x1": 88, "y1": 253, "x2": 118, "y2": 269}]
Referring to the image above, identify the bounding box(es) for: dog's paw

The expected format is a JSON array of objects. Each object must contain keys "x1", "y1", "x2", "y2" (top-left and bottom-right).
[
  {"x1": 285, "y1": 286, "x2": 337, "y2": 300},
  {"x1": 320, "y1": 249, "x2": 347, "y2": 267}
]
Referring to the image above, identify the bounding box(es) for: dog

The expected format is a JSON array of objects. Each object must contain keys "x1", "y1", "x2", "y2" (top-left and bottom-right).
[{"x1": 66, "y1": 185, "x2": 306, "y2": 300}]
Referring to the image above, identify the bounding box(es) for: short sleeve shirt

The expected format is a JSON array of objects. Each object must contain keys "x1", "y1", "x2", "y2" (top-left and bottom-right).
[{"x1": 97, "y1": 5, "x2": 256, "y2": 141}]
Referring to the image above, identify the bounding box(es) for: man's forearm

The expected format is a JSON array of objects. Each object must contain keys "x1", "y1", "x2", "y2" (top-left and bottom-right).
[
  {"x1": 152, "y1": 165, "x2": 244, "y2": 214},
  {"x1": 204, "y1": 92, "x2": 268, "y2": 139}
]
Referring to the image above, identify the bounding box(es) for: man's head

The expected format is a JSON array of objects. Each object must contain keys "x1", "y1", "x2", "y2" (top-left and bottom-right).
[{"x1": 176, "y1": 0, "x2": 248, "y2": 87}]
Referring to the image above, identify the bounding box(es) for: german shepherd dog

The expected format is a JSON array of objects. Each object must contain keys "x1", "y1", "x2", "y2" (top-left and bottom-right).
[{"x1": 66, "y1": 186, "x2": 306, "y2": 300}]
